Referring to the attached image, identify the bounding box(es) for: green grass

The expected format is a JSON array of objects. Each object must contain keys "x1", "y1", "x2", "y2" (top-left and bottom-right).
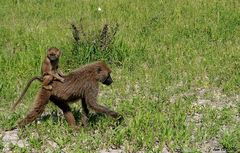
[{"x1": 0, "y1": 0, "x2": 239, "y2": 152}]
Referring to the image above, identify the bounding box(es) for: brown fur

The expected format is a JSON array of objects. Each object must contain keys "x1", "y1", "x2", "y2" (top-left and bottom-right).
[
  {"x1": 11, "y1": 47, "x2": 64, "y2": 111},
  {"x1": 17, "y1": 61, "x2": 122, "y2": 128},
  {"x1": 42, "y1": 47, "x2": 64, "y2": 90}
]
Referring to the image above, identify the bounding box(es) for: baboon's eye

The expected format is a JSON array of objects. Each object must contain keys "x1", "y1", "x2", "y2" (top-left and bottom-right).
[{"x1": 96, "y1": 67, "x2": 102, "y2": 73}]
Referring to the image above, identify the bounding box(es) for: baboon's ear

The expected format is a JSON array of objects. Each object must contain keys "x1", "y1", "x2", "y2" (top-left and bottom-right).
[{"x1": 96, "y1": 66, "x2": 102, "y2": 74}]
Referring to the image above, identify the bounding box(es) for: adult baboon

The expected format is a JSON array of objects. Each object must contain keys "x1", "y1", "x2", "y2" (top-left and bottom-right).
[
  {"x1": 17, "y1": 61, "x2": 122, "y2": 128},
  {"x1": 11, "y1": 47, "x2": 64, "y2": 111}
]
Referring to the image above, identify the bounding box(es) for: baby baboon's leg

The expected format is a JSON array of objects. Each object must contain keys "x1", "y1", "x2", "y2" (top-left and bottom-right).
[
  {"x1": 18, "y1": 89, "x2": 50, "y2": 128},
  {"x1": 81, "y1": 98, "x2": 89, "y2": 126},
  {"x1": 42, "y1": 75, "x2": 53, "y2": 90},
  {"x1": 52, "y1": 100, "x2": 76, "y2": 127}
]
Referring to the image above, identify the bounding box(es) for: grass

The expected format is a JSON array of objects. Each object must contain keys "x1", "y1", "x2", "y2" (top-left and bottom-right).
[{"x1": 0, "y1": 0, "x2": 239, "y2": 152}]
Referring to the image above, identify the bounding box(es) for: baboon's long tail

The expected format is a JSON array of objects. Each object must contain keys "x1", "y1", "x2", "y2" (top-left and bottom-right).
[{"x1": 11, "y1": 76, "x2": 43, "y2": 111}]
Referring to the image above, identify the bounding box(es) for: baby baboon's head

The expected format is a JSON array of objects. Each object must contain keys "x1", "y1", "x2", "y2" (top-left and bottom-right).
[{"x1": 47, "y1": 47, "x2": 61, "y2": 61}]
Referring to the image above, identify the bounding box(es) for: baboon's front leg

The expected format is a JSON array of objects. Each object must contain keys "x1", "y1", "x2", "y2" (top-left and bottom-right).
[
  {"x1": 81, "y1": 98, "x2": 89, "y2": 127},
  {"x1": 86, "y1": 93, "x2": 120, "y2": 119},
  {"x1": 18, "y1": 89, "x2": 50, "y2": 128},
  {"x1": 91, "y1": 103, "x2": 120, "y2": 118}
]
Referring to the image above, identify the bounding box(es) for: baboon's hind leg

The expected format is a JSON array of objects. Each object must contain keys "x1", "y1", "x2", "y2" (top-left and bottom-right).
[
  {"x1": 51, "y1": 100, "x2": 76, "y2": 127},
  {"x1": 18, "y1": 89, "x2": 50, "y2": 128}
]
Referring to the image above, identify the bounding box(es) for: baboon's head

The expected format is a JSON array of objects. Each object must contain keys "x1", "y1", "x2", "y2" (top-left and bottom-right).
[
  {"x1": 95, "y1": 61, "x2": 113, "y2": 86},
  {"x1": 47, "y1": 47, "x2": 61, "y2": 61}
]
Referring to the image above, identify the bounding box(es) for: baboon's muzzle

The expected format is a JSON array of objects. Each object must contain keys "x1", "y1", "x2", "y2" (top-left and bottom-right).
[
  {"x1": 49, "y1": 55, "x2": 57, "y2": 61},
  {"x1": 103, "y1": 75, "x2": 113, "y2": 85}
]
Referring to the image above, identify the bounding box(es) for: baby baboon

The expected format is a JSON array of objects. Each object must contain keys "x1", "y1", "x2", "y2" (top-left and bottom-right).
[
  {"x1": 11, "y1": 47, "x2": 64, "y2": 111},
  {"x1": 17, "y1": 61, "x2": 122, "y2": 128},
  {"x1": 42, "y1": 47, "x2": 64, "y2": 90}
]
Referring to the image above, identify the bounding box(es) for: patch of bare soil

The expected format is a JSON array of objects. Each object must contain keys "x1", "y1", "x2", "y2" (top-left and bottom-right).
[{"x1": 2, "y1": 129, "x2": 29, "y2": 152}]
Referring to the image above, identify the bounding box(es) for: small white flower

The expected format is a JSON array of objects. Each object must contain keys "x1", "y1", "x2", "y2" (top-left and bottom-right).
[{"x1": 98, "y1": 7, "x2": 102, "y2": 11}]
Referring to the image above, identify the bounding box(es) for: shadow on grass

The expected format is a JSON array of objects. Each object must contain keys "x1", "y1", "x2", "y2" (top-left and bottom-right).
[{"x1": 38, "y1": 110, "x2": 116, "y2": 126}]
